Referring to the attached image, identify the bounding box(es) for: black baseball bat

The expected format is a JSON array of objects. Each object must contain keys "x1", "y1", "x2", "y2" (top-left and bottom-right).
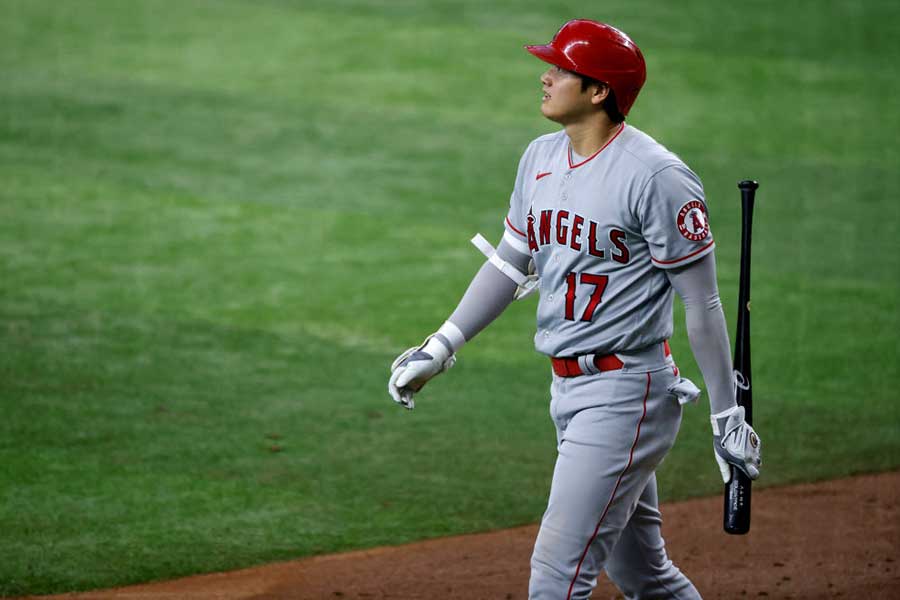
[{"x1": 723, "y1": 179, "x2": 757, "y2": 535}]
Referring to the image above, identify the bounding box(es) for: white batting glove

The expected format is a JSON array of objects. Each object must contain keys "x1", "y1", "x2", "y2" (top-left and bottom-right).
[
  {"x1": 387, "y1": 335, "x2": 456, "y2": 410},
  {"x1": 667, "y1": 376, "x2": 701, "y2": 405},
  {"x1": 711, "y1": 405, "x2": 762, "y2": 483}
]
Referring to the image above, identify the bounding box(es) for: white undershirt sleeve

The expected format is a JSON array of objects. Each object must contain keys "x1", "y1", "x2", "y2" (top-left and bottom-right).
[{"x1": 665, "y1": 252, "x2": 736, "y2": 415}]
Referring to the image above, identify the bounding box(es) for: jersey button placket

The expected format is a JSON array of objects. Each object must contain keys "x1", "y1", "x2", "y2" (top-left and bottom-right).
[
  {"x1": 563, "y1": 171, "x2": 573, "y2": 201},
  {"x1": 560, "y1": 172, "x2": 571, "y2": 203}
]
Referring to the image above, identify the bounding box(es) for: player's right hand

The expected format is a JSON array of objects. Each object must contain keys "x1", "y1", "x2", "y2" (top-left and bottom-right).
[
  {"x1": 710, "y1": 405, "x2": 762, "y2": 483},
  {"x1": 388, "y1": 335, "x2": 456, "y2": 410}
]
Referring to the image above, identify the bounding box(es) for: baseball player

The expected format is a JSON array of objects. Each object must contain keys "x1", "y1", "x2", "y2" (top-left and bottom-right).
[{"x1": 388, "y1": 20, "x2": 762, "y2": 599}]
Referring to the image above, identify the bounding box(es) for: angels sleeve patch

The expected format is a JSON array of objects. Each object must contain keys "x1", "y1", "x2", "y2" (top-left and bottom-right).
[{"x1": 676, "y1": 200, "x2": 710, "y2": 242}]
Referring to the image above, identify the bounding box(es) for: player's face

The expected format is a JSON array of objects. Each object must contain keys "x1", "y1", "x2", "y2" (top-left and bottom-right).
[{"x1": 540, "y1": 66, "x2": 596, "y2": 124}]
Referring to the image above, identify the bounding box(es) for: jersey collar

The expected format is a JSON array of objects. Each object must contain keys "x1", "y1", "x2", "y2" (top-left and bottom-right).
[{"x1": 567, "y1": 122, "x2": 626, "y2": 169}]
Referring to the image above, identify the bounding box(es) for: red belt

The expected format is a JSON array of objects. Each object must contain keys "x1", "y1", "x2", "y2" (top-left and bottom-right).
[
  {"x1": 551, "y1": 341, "x2": 671, "y2": 378},
  {"x1": 551, "y1": 354, "x2": 623, "y2": 377}
]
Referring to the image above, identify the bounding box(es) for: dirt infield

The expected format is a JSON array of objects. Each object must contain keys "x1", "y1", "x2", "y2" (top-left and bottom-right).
[{"x1": 30, "y1": 471, "x2": 899, "y2": 600}]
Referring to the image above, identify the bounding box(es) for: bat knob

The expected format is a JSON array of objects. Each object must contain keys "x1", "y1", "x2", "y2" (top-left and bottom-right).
[{"x1": 738, "y1": 180, "x2": 759, "y2": 190}]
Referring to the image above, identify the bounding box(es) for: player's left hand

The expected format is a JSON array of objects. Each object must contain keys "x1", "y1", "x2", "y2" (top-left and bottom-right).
[
  {"x1": 388, "y1": 336, "x2": 456, "y2": 410},
  {"x1": 711, "y1": 405, "x2": 761, "y2": 483}
]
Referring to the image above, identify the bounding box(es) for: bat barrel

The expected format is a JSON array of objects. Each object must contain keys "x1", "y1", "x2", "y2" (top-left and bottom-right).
[{"x1": 735, "y1": 180, "x2": 756, "y2": 424}]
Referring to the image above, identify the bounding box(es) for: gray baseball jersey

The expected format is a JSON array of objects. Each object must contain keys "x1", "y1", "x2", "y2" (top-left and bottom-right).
[{"x1": 502, "y1": 124, "x2": 714, "y2": 357}]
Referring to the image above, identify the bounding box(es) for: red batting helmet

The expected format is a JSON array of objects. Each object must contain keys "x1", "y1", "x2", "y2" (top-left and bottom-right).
[{"x1": 525, "y1": 20, "x2": 647, "y2": 116}]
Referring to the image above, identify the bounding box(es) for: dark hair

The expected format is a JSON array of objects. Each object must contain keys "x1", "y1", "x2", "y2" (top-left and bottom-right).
[{"x1": 579, "y1": 75, "x2": 625, "y2": 123}]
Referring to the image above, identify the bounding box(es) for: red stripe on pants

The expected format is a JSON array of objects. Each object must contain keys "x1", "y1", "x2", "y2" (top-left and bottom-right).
[{"x1": 565, "y1": 372, "x2": 651, "y2": 600}]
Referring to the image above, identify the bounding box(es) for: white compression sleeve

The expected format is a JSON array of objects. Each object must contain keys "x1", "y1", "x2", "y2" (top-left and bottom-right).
[
  {"x1": 665, "y1": 253, "x2": 736, "y2": 415},
  {"x1": 446, "y1": 236, "x2": 531, "y2": 342}
]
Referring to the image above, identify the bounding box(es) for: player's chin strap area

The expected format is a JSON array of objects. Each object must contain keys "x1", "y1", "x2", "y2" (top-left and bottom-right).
[{"x1": 471, "y1": 233, "x2": 539, "y2": 300}]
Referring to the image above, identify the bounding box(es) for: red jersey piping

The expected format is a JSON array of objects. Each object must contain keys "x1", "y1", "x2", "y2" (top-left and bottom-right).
[
  {"x1": 567, "y1": 123, "x2": 626, "y2": 169},
  {"x1": 565, "y1": 372, "x2": 650, "y2": 600},
  {"x1": 505, "y1": 216, "x2": 527, "y2": 238},
  {"x1": 651, "y1": 239, "x2": 716, "y2": 266}
]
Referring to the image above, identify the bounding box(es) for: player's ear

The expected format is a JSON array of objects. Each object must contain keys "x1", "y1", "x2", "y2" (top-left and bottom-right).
[{"x1": 591, "y1": 83, "x2": 610, "y2": 106}]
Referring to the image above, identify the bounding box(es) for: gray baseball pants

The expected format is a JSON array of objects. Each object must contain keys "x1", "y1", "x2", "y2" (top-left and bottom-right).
[{"x1": 528, "y1": 356, "x2": 702, "y2": 599}]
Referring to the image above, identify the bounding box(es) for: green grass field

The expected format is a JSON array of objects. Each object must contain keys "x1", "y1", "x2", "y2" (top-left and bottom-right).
[{"x1": 2, "y1": 0, "x2": 898, "y2": 595}]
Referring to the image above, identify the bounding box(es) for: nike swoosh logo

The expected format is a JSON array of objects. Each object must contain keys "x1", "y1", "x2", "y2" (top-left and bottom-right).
[{"x1": 536, "y1": 171, "x2": 552, "y2": 180}]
